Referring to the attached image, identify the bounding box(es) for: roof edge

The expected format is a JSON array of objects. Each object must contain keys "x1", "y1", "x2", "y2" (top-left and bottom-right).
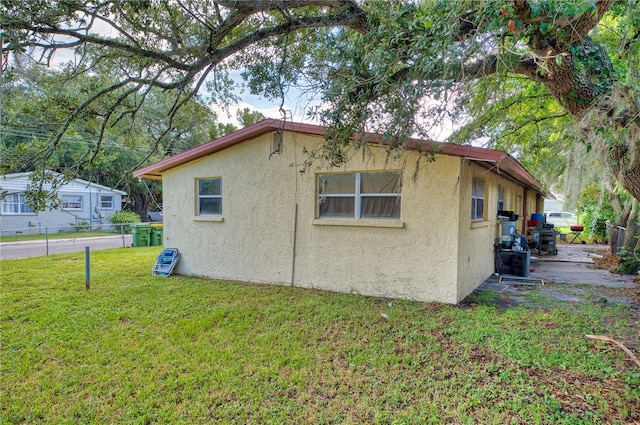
[
  {"x1": 1, "y1": 171, "x2": 127, "y2": 195},
  {"x1": 133, "y1": 119, "x2": 545, "y2": 195}
]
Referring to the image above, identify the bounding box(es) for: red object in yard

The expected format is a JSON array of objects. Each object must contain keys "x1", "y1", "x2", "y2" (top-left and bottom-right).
[
  {"x1": 529, "y1": 219, "x2": 538, "y2": 227},
  {"x1": 569, "y1": 225, "x2": 585, "y2": 244}
]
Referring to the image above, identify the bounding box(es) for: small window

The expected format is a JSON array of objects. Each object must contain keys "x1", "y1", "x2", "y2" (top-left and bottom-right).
[
  {"x1": 1, "y1": 193, "x2": 34, "y2": 214},
  {"x1": 197, "y1": 178, "x2": 222, "y2": 215},
  {"x1": 497, "y1": 184, "x2": 504, "y2": 212},
  {"x1": 471, "y1": 177, "x2": 485, "y2": 221},
  {"x1": 100, "y1": 195, "x2": 114, "y2": 209},
  {"x1": 318, "y1": 172, "x2": 401, "y2": 219},
  {"x1": 62, "y1": 195, "x2": 83, "y2": 209}
]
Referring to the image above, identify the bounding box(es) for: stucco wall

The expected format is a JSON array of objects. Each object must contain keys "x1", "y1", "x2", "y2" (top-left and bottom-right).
[
  {"x1": 456, "y1": 162, "x2": 496, "y2": 301},
  {"x1": 162, "y1": 131, "x2": 464, "y2": 303},
  {"x1": 162, "y1": 134, "x2": 298, "y2": 285},
  {"x1": 455, "y1": 162, "x2": 537, "y2": 302},
  {"x1": 294, "y1": 144, "x2": 463, "y2": 304}
]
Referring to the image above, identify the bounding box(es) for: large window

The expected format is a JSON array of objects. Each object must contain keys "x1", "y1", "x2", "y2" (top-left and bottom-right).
[
  {"x1": 62, "y1": 195, "x2": 83, "y2": 209},
  {"x1": 471, "y1": 177, "x2": 485, "y2": 221},
  {"x1": 1, "y1": 193, "x2": 34, "y2": 214},
  {"x1": 318, "y1": 172, "x2": 401, "y2": 219},
  {"x1": 197, "y1": 178, "x2": 222, "y2": 215},
  {"x1": 100, "y1": 195, "x2": 114, "y2": 209}
]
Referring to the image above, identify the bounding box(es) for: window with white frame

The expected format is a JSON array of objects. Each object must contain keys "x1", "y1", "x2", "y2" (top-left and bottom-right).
[
  {"x1": 317, "y1": 172, "x2": 401, "y2": 219},
  {"x1": 1, "y1": 193, "x2": 34, "y2": 214},
  {"x1": 62, "y1": 195, "x2": 83, "y2": 210},
  {"x1": 197, "y1": 178, "x2": 222, "y2": 215},
  {"x1": 471, "y1": 177, "x2": 485, "y2": 221},
  {"x1": 100, "y1": 195, "x2": 114, "y2": 209},
  {"x1": 497, "y1": 184, "x2": 504, "y2": 212}
]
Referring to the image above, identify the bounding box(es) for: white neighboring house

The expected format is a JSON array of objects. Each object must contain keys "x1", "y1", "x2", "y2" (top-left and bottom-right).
[{"x1": 0, "y1": 172, "x2": 126, "y2": 235}]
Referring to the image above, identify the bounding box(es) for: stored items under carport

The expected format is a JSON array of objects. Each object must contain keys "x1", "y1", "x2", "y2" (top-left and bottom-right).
[
  {"x1": 528, "y1": 213, "x2": 557, "y2": 256},
  {"x1": 495, "y1": 246, "x2": 531, "y2": 277}
]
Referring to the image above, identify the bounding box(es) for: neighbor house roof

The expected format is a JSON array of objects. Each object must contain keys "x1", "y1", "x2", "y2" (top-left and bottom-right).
[
  {"x1": 133, "y1": 119, "x2": 546, "y2": 195},
  {"x1": 1, "y1": 171, "x2": 127, "y2": 195}
]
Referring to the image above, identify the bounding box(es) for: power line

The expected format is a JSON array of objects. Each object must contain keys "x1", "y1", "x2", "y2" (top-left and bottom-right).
[{"x1": 1, "y1": 127, "x2": 191, "y2": 155}]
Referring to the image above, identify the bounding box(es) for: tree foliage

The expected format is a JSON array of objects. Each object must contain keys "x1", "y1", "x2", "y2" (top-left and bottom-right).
[
  {"x1": 1, "y1": 0, "x2": 639, "y2": 203},
  {"x1": 1, "y1": 65, "x2": 219, "y2": 217}
]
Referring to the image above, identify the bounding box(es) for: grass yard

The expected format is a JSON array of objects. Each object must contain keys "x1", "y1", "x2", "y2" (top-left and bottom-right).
[
  {"x1": 1, "y1": 248, "x2": 639, "y2": 424},
  {"x1": 0, "y1": 230, "x2": 119, "y2": 243}
]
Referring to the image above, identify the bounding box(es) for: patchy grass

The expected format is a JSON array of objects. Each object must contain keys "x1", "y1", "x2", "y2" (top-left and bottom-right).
[{"x1": 2, "y1": 248, "x2": 639, "y2": 424}]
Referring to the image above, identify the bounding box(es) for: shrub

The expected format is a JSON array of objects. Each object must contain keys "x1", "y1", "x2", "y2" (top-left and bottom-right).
[
  {"x1": 577, "y1": 184, "x2": 616, "y2": 243},
  {"x1": 616, "y1": 245, "x2": 640, "y2": 275},
  {"x1": 107, "y1": 211, "x2": 141, "y2": 233},
  {"x1": 70, "y1": 220, "x2": 91, "y2": 232}
]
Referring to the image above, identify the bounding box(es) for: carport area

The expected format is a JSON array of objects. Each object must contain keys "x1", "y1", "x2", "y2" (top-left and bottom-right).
[{"x1": 476, "y1": 243, "x2": 639, "y2": 306}]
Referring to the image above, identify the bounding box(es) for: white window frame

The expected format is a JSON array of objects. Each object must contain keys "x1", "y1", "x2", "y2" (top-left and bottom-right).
[
  {"x1": 1, "y1": 193, "x2": 35, "y2": 215},
  {"x1": 100, "y1": 195, "x2": 114, "y2": 209},
  {"x1": 197, "y1": 178, "x2": 222, "y2": 216},
  {"x1": 62, "y1": 195, "x2": 83, "y2": 210},
  {"x1": 471, "y1": 177, "x2": 485, "y2": 221},
  {"x1": 317, "y1": 172, "x2": 401, "y2": 220}
]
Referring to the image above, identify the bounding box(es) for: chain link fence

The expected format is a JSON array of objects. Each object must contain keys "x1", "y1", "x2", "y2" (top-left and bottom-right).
[
  {"x1": 605, "y1": 221, "x2": 627, "y2": 255},
  {"x1": 0, "y1": 223, "x2": 138, "y2": 259}
]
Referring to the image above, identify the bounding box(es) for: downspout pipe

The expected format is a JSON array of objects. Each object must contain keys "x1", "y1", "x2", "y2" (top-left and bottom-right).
[
  {"x1": 291, "y1": 203, "x2": 298, "y2": 287},
  {"x1": 522, "y1": 188, "x2": 528, "y2": 234}
]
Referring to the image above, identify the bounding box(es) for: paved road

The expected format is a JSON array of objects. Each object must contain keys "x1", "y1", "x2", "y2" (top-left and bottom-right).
[{"x1": 0, "y1": 235, "x2": 134, "y2": 260}]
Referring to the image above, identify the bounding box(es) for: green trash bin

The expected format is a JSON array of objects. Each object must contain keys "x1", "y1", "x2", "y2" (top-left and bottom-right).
[
  {"x1": 150, "y1": 224, "x2": 163, "y2": 246},
  {"x1": 131, "y1": 223, "x2": 151, "y2": 247}
]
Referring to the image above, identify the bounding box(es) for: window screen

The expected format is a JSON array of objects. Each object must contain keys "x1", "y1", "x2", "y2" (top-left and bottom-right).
[
  {"x1": 198, "y1": 178, "x2": 222, "y2": 215},
  {"x1": 318, "y1": 172, "x2": 401, "y2": 219},
  {"x1": 471, "y1": 177, "x2": 485, "y2": 220}
]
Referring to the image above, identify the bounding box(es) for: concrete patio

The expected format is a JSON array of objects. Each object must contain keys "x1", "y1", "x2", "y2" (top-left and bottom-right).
[{"x1": 476, "y1": 243, "x2": 638, "y2": 305}]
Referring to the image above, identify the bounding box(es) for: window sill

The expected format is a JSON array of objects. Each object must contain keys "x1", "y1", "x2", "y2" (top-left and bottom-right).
[
  {"x1": 313, "y1": 218, "x2": 404, "y2": 228},
  {"x1": 470, "y1": 220, "x2": 490, "y2": 229},
  {"x1": 193, "y1": 216, "x2": 224, "y2": 222}
]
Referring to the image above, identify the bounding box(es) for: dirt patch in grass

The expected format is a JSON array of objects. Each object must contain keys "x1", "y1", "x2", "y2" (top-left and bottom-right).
[{"x1": 592, "y1": 252, "x2": 622, "y2": 273}]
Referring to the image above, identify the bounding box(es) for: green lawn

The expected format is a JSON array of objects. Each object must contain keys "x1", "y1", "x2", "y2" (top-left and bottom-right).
[
  {"x1": 1, "y1": 248, "x2": 638, "y2": 424},
  {"x1": 0, "y1": 230, "x2": 120, "y2": 242}
]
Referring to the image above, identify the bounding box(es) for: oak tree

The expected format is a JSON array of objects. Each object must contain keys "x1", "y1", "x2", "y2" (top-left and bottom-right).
[{"x1": 2, "y1": 0, "x2": 639, "y2": 201}]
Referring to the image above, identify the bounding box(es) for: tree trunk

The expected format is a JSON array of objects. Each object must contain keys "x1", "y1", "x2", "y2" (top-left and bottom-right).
[
  {"x1": 130, "y1": 191, "x2": 151, "y2": 222},
  {"x1": 623, "y1": 200, "x2": 639, "y2": 251},
  {"x1": 611, "y1": 137, "x2": 640, "y2": 203}
]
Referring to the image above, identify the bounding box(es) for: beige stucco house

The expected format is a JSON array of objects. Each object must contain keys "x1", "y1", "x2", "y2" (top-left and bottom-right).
[{"x1": 134, "y1": 120, "x2": 545, "y2": 304}]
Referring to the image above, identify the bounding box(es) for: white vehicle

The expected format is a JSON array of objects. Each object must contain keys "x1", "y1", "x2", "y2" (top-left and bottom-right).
[{"x1": 545, "y1": 211, "x2": 578, "y2": 227}]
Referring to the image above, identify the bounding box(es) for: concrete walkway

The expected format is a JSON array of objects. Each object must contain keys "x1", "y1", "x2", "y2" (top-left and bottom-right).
[
  {"x1": 531, "y1": 243, "x2": 636, "y2": 288},
  {"x1": 476, "y1": 243, "x2": 638, "y2": 305}
]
